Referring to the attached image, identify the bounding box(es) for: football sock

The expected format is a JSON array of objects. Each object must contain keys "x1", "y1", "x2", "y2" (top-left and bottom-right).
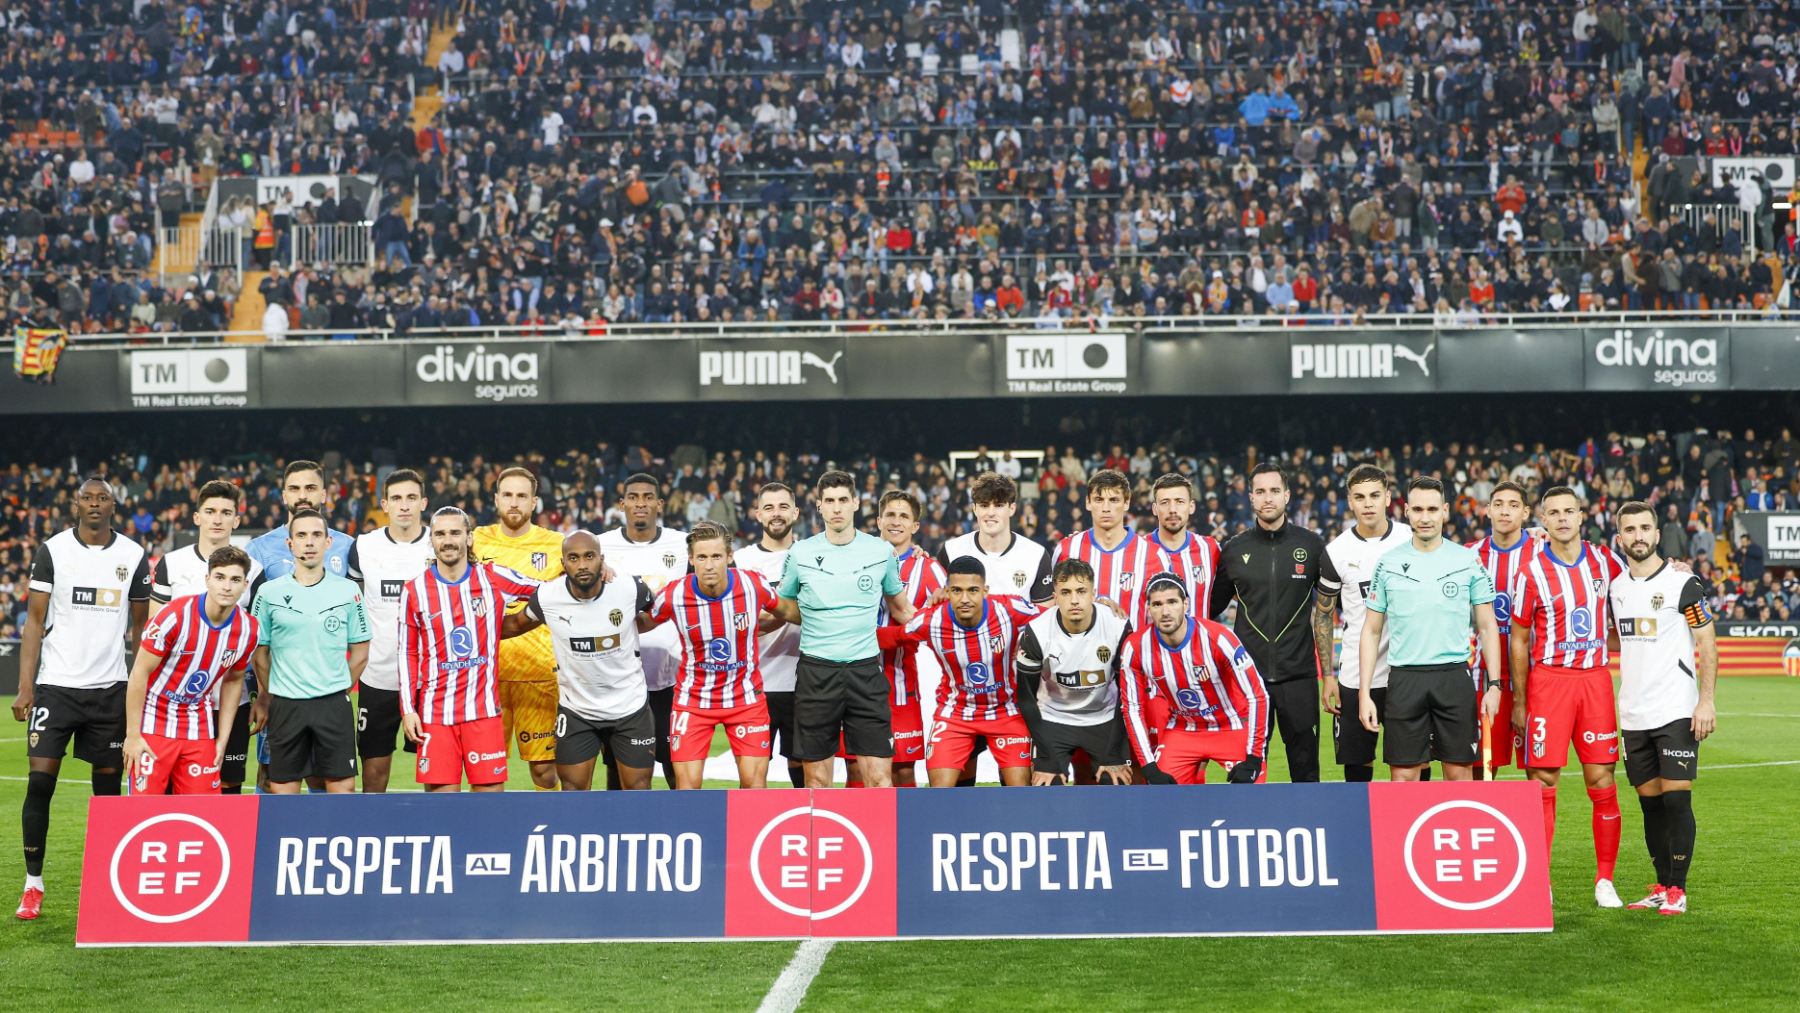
[
  {"x1": 956, "y1": 776, "x2": 978, "y2": 788},
  {"x1": 1419, "y1": 765, "x2": 1431, "y2": 782},
  {"x1": 92, "y1": 769, "x2": 122, "y2": 796},
  {"x1": 1540, "y1": 782, "x2": 1558, "y2": 850},
  {"x1": 787, "y1": 765, "x2": 805, "y2": 788},
  {"x1": 1343, "y1": 764, "x2": 1373, "y2": 783},
  {"x1": 22, "y1": 771, "x2": 55, "y2": 877},
  {"x1": 1662, "y1": 790, "x2": 1695, "y2": 889},
  {"x1": 24, "y1": 874, "x2": 44, "y2": 892},
  {"x1": 221, "y1": 784, "x2": 243, "y2": 795},
  {"x1": 1638, "y1": 793, "x2": 1671, "y2": 885},
  {"x1": 1588, "y1": 785, "x2": 1621, "y2": 882}
]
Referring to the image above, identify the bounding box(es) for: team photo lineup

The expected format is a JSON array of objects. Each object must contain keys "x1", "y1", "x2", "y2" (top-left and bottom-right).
[{"x1": 13, "y1": 449, "x2": 1720, "y2": 921}]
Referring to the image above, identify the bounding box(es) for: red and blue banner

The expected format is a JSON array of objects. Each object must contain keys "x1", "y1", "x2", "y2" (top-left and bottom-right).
[{"x1": 77, "y1": 783, "x2": 1550, "y2": 946}]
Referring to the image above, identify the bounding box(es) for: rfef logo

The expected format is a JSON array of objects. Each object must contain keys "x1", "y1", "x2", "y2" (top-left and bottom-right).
[
  {"x1": 724, "y1": 790, "x2": 896, "y2": 937},
  {"x1": 1366, "y1": 782, "x2": 1549, "y2": 932},
  {"x1": 78, "y1": 796, "x2": 259, "y2": 945}
]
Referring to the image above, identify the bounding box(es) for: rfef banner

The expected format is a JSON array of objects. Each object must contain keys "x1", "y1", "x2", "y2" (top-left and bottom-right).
[{"x1": 77, "y1": 783, "x2": 1549, "y2": 946}]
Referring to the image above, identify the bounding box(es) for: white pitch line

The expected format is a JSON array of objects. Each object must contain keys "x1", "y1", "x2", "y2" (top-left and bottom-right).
[
  {"x1": 1707, "y1": 760, "x2": 1800, "y2": 770},
  {"x1": 757, "y1": 939, "x2": 836, "y2": 1013},
  {"x1": 1718, "y1": 713, "x2": 1800, "y2": 719}
]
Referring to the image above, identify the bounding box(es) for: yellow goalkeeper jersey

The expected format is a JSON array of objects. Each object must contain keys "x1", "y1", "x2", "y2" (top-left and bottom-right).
[{"x1": 474, "y1": 523, "x2": 565, "y2": 683}]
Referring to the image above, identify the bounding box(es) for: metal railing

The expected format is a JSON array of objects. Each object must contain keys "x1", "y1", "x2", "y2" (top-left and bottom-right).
[
  {"x1": 156, "y1": 226, "x2": 245, "y2": 286},
  {"x1": 1677, "y1": 202, "x2": 1758, "y2": 257},
  {"x1": 290, "y1": 223, "x2": 374, "y2": 269}
]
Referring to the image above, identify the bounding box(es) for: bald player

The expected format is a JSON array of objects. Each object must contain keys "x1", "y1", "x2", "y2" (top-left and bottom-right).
[{"x1": 474, "y1": 467, "x2": 565, "y2": 789}]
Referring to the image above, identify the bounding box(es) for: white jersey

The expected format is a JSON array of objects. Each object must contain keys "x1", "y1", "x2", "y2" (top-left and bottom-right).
[
  {"x1": 1015, "y1": 606, "x2": 1132, "y2": 727},
  {"x1": 347, "y1": 527, "x2": 434, "y2": 691},
  {"x1": 151, "y1": 542, "x2": 263, "y2": 602},
  {"x1": 526, "y1": 576, "x2": 656, "y2": 721},
  {"x1": 733, "y1": 542, "x2": 799, "y2": 693},
  {"x1": 597, "y1": 526, "x2": 689, "y2": 691},
  {"x1": 937, "y1": 530, "x2": 1053, "y2": 601},
  {"x1": 1610, "y1": 562, "x2": 1712, "y2": 731},
  {"x1": 1318, "y1": 521, "x2": 1410, "y2": 690},
  {"x1": 28, "y1": 529, "x2": 151, "y2": 689}
]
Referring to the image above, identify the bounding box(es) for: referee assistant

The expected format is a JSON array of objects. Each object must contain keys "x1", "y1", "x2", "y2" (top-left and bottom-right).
[
  {"x1": 771, "y1": 471, "x2": 915, "y2": 789},
  {"x1": 1358, "y1": 478, "x2": 1502, "y2": 781}
]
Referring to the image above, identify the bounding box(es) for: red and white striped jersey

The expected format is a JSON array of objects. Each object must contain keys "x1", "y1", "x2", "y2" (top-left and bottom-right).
[
  {"x1": 1515, "y1": 542, "x2": 1625, "y2": 671},
  {"x1": 1052, "y1": 529, "x2": 1169, "y2": 627},
  {"x1": 137, "y1": 596, "x2": 258, "y2": 740},
  {"x1": 398, "y1": 563, "x2": 539, "y2": 724},
  {"x1": 879, "y1": 548, "x2": 947, "y2": 707},
  {"x1": 881, "y1": 596, "x2": 1040, "y2": 722},
  {"x1": 652, "y1": 569, "x2": 779, "y2": 709},
  {"x1": 1468, "y1": 534, "x2": 1539, "y2": 688},
  {"x1": 1155, "y1": 530, "x2": 1222, "y2": 616},
  {"x1": 1119, "y1": 618, "x2": 1268, "y2": 766}
]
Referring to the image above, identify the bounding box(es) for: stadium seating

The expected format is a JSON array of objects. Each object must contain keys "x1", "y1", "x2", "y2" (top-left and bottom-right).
[{"x1": 3, "y1": 1, "x2": 1800, "y2": 334}]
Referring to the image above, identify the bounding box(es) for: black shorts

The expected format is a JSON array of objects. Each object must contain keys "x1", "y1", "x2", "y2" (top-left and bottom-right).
[
  {"x1": 1384, "y1": 664, "x2": 1479, "y2": 766},
  {"x1": 765, "y1": 690, "x2": 800, "y2": 761},
  {"x1": 1333, "y1": 684, "x2": 1387, "y2": 767},
  {"x1": 266, "y1": 692, "x2": 358, "y2": 783},
  {"x1": 26, "y1": 682, "x2": 126, "y2": 768},
  {"x1": 213, "y1": 702, "x2": 251, "y2": 784},
  {"x1": 645, "y1": 685, "x2": 674, "y2": 768},
  {"x1": 795, "y1": 655, "x2": 890, "y2": 761},
  {"x1": 1624, "y1": 720, "x2": 1701, "y2": 786},
  {"x1": 559, "y1": 704, "x2": 657, "y2": 769},
  {"x1": 355, "y1": 687, "x2": 418, "y2": 760},
  {"x1": 1033, "y1": 717, "x2": 1130, "y2": 773}
]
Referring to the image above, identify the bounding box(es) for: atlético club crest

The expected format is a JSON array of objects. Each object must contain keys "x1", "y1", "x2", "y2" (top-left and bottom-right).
[
  {"x1": 662, "y1": 552, "x2": 678, "y2": 568},
  {"x1": 471, "y1": 595, "x2": 489, "y2": 617},
  {"x1": 532, "y1": 552, "x2": 548, "y2": 571},
  {"x1": 734, "y1": 611, "x2": 750, "y2": 630},
  {"x1": 1118, "y1": 571, "x2": 1134, "y2": 588},
  {"x1": 608, "y1": 609, "x2": 624, "y2": 627},
  {"x1": 1591, "y1": 578, "x2": 1603, "y2": 593}
]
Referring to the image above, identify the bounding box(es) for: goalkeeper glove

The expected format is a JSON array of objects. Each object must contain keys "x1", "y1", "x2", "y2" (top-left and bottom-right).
[
  {"x1": 1227, "y1": 756, "x2": 1262, "y2": 784},
  {"x1": 1141, "y1": 762, "x2": 1178, "y2": 785}
]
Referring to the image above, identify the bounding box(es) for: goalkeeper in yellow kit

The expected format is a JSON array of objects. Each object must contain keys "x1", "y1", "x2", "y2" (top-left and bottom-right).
[{"x1": 474, "y1": 467, "x2": 565, "y2": 789}]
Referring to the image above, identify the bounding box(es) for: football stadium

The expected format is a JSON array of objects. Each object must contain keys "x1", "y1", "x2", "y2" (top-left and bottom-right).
[{"x1": 5, "y1": 0, "x2": 1800, "y2": 1008}]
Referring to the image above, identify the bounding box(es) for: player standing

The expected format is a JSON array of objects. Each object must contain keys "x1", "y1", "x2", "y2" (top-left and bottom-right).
[
  {"x1": 150, "y1": 479, "x2": 263, "y2": 793},
  {"x1": 598, "y1": 473, "x2": 688, "y2": 788},
  {"x1": 1510, "y1": 486, "x2": 1628, "y2": 908},
  {"x1": 1612, "y1": 501, "x2": 1718, "y2": 916},
  {"x1": 881, "y1": 557, "x2": 1039, "y2": 787},
  {"x1": 249, "y1": 509, "x2": 369, "y2": 795},
  {"x1": 1015, "y1": 560, "x2": 1134, "y2": 785},
  {"x1": 1149, "y1": 473, "x2": 1223, "y2": 614},
  {"x1": 506, "y1": 532, "x2": 659, "y2": 791},
  {"x1": 397, "y1": 507, "x2": 539, "y2": 792},
  {"x1": 1315, "y1": 465, "x2": 1412, "y2": 782},
  {"x1": 346, "y1": 469, "x2": 433, "y2": 793},
  {"x1": 1051, "y1": 470, "x2": 1168, "y2": 626},
  {"x1": 13, "y1": 477, "x2": 150, "y2": 921},
  {"x1": 1468, "y1": 481, "x2": 1537, "y2": 779},
  {"x1": 123, "y1": 547, "x2": 258, "y2": 795},
  {"x1": 1357, "y1": 478, "x2": 1502, "y2": 781},
  {"x1": 937, "y1": 472, "x2": 1054, "y2": 601},
  {"x1": 733, "y1": 482, "x2": 804, "y2": 787},
  {"x1": 863, "y1": 490, "x2": 947, "y2": 787},
  {"x1": 648, "y1": 523, "x2": 781, "y2": 789},
  {"x1": 1121, "y1": 574, "x2": 1268, "y2": 784},
  {"x1": 473, "y1": 467, "x2": 565, "y2": 790}
]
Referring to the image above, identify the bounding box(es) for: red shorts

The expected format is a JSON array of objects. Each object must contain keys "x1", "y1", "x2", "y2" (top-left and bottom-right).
[
  {"x1": 134, "y1": 734, "x2": 220, "y2": 795},
  {"x1": 417, "y1": 715, "x2": 508, "y2": 786},
  {"x1": 1481, "y1": 688, "x2": 1520, "y2": 769},
  {"x1": 926, "y1": 712, "x2": 1033, "y2": 771},
  {"x1": 670, "y1": 700, "x2": 771, "y2": 763},
  {"x1": 1156, "y1": 726, "x2": 1254, "y2": 785},
  {"x1": 1524, "y1": 666, "x2": 1619, "y2": 768}
]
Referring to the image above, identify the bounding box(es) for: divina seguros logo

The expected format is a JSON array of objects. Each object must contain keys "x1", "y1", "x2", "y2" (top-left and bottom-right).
[
  {"x1": 1594, "y1": 328, "x2": 1719, "y2": 388},
  {"x1": 414, "y1": 344, "x2": 541, "y2": 402}
]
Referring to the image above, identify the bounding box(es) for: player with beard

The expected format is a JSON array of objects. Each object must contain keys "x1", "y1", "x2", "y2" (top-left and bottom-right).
[
  {"x1": 474, "y1": 467, "x2": 565, "y2": 790},
  {"x1": 1149, "y1": 473, "x2": 1223, "y2": 615},
  {"x1": 733, "y1": 483, "x2": 804, "y2": 787},
  {"x1": 598, "y1": 474, "x2": 688, "y2": 788}
]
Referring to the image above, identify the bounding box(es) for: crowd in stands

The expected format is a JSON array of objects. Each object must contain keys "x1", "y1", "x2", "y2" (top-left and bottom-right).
[
  {"x1": 7, "y1": 1, "x2": 1800, "y2": 336},
  {"x1": 2, "y1": 406, "x2": 1796, "y2": 638}
]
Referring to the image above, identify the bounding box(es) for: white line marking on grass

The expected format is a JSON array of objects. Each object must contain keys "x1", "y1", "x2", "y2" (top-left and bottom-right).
[
  {"x1": 1718, "y1": 713, "x2": 1800, "y2": 719},
  {"x1": 1708, "y1": 760, "x2": 1800, "y2": 771},
  {"x1": 757, "y1": 939, "x2": 836, "y2": 1013}
]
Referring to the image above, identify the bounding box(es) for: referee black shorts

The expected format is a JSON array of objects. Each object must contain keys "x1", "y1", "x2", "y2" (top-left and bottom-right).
[
  {"x1": 1384, "y1": 664, "x2": 1479, "y2": 767},
  {"x1": 795, "y1": 655, "x2": 890, "y2": 761},
  {"x1": 266, "y1": 691, "x2": 357, "y2": 783}
]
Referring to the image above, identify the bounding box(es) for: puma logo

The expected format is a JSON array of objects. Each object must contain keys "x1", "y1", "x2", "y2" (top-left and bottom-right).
[
  {"x1": 1392, "y1": 343, "x2": 1435, "y2": 376},
  {"x1": 802, "y1": 351, "x2": 844, "y2": 383}
]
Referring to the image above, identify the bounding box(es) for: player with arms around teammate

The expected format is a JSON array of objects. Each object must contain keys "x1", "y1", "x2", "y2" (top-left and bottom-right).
[
  {"x1": 347, "y1": 469, "x2": 433, "y2": 792},
  {"x1": 1612, "y1": 501, "x2": 1718, "y2": 916},
  {"x1": 506, "y1": 532, "x2": 659, "y2": 791},
  {"x1": 1149, "y1": 473, "x2": 1223, "y2": 615},
  {"x1": 249, "y1": 509, "x2": 370, "y2": 795},
  {"x1": 734, "y1": 482, "x2": 805, "y2": 787},
  {"x1": 1511, "y1": 486, "x2": 1628, "y2": 908},
  {"x1": 397, "y1": 507, "x2": 539, "y2": 792},
  {"x1": 1358, "y1": 478, "x2": 1502, "y2": 782},
  {"x1": 648, "y1": 523, "x2": 783, "y2": 789},
  {"x1": 474, "y1": 466, "x2": 565, "y2": 790},
  {"x1": 1051, "y1": 469, "x2": 1168, "y2": 626},
  {"x1": 869, "y1": 490, "x2": 947, "y2": 787},
  {"x1": 599, "y1": 473, "x2": 689, "y2": 788},
  {"x1": 1468, "y1": 481, "x2": 1537, "y2": 779},
  {"x1": 1315, "y1": 465, "x2": 1412, "y2": 782},
  {"x1": 13, "y1": 477, "x2": 150, "y2": 921},
  {"x1": 881, "y1": 557, "x2": 1040, "y2": 787},
  {"x1": 1015, "y1": 560, "x2": 1134, "y2": 785},
  {"x1": 151, "y1": 479, "x2": 263, "y2": 793},
  {"x1": 123, "y1": 547, "x2": 259, "y2": 795},
  {"x1": 1122, "y1": 574, "x2": 1268, "y2": 784}
]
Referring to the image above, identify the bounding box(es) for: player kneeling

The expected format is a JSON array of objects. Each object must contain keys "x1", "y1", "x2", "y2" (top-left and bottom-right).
[
  {"x1": 1015, "y1": 559, "x2": 1134, "y2": 785},
  {"x1": 1121, "y1": 574, "x2": 1268, "y2": 784},
  {"x1": 123, "y1": 548, "x2": 259, "y2": 794}
]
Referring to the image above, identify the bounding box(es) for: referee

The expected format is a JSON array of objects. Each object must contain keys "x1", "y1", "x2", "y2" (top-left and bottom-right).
[
  {"x1": 1358, "y1": 478, "x2": 1502, "y2": 782},
  {"x1": 771, "y1": 471, "x2": 915, "y2": 789}
]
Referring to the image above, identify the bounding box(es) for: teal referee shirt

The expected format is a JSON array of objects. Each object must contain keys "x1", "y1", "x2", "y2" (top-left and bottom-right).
[
  {"x1": 778, "y1": 531, "x2": 902, "y2": 663},
  {"x1": 1366, "y1": 540, "x2": 1495, "y2": 667}
]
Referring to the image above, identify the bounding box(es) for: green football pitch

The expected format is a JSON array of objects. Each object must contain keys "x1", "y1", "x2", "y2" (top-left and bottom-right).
[{"x1": 4, "y1": 679, "x2": 1798, "y2": 1012}]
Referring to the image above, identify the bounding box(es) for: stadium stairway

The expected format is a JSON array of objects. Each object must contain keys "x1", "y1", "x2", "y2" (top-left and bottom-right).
[
  {"x1": 150, "y1": 211, "x2": 206, "y2": 282},
  {"x1": 397, "y1": 23, "x2": 459, "y2": 221},
  {"x1": 228, "y1": 270, "x2": 269, "y2": 342}
]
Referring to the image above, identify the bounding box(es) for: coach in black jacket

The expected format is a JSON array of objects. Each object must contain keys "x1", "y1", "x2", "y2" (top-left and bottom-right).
[{"x1": 1209, "y1": 463, "x2": 1330, "y2": 782}]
